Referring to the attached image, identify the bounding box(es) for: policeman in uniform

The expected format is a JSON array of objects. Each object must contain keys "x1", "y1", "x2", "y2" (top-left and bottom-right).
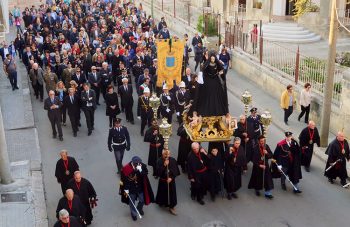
[
  {"x1": 247, "y1": 107, "x2": 264, "y2": 142},
  {"x1": 160, "y1": 84, "x2": 174, "y2": 124},
  {"x1": 108, "y1": 118, "x2": 131, "y2": 174},
  {"x1": 138, "y1": 87, "x2": 153, "y2": 136},
  {"x1": 175, "y1": 81, "x2": 190, "y2": 124}
]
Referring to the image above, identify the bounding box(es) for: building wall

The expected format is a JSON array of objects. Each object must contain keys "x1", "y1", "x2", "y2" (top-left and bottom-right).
[{"x1": 0, "y1": 0, "x2": 9, "y2": 33}]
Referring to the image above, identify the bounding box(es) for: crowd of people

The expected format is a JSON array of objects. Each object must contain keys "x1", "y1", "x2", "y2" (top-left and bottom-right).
[{"x1": 1, "y1": 0, "x2": 349, "y2": 226}]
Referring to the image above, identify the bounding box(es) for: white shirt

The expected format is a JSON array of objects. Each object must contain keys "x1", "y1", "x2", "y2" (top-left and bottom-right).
[{"x1": 300, "y1": 89, "x2": 311, "y2": 107}]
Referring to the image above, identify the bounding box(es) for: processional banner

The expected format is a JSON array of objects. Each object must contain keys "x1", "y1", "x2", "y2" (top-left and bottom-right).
[{"x1": 156, "y1": 39, "x2": 184, "y2": 89}]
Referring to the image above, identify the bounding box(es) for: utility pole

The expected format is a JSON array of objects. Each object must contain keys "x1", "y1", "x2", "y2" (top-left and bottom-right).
[
  {"x1": 151, "y1": 0, "x2": 154, "y2": 18},
  {"x1": 320, "y1": 0, "x2": 338, "y2": 147},
  {"x1": 0, "y1": 107, "x2": 13, "y2": 184}
]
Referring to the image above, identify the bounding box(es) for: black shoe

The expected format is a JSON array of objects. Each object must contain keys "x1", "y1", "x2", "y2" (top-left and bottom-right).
[
  {"x1": 197, "y1": 199, "x2": 205, "y2": 205},
  {"x1": 15, "y1": 86, "x2": 19, "y2": 90},
  {"x1": 109, "y1": 123, "x2": 112, "y2": 128},
  {"x1": 59, "y1": 137, "x2": 63, "y2": 141},
  {"x1": 305, "y1": 166, "x2": 310, "y2": 172},
  {"x1": 36, "y1": 96, "x2": 39, "y2": 99},
  {"x1": 231, "y1": 193, "x2": 238, "y2": 199},
  {"x1": 78, "y1": 123, "x2": 81, "y2": 127},
  {"x1": 62, "y1": 122, "x2": 66, "y2": 126},
  {"x1": 97, "y1": 103, "x2": 100, "y2": 105},
  {"x1": 12, "y1": 87, "x2": 15, "y2": 91},
  {"x1": 210, "y1": 194, "x2": 216, "y2": 202},
  {"x1": 53, "y1": 134, "x2": 57, "y2": 139},
  {"x1": 293, "y1": 189, "x2": 302, "y2": 194},
  {"x1": 73, "y1": 132, "x2": 77, "y2": 137},
  {"x1": 131, "y1": 215, "x2": 137, "y2": 221},
  {"x1": 297, "y1": 117, "x2": 301, "y2": 122},
  {"x1": 40, "y1": 98, "x2": 43, "y2": 102},
  {"x1": 265, "y1": 194, "x2": 274, "y2": 199},
  {"x1": 284, "y1": 121, "x2": 289, "y2": 125},
  {"x1": 141, "y1": 132, "x2": 144, "y2": 136},
  {"x1": 227, "y1": 194, "x2": 232, "y2": 200},
  {"x1": 255, "y1": 190, "x2": 260, "y2": 196},
  {"x1": 131, "y1": 121, "x2": 135, "y2": 125},
  {"x1": 341, "y1": 180, "x2": 347, "y2": 187},
  {"x1": 191, "y1": 195, "x2": 195, "y2": 200},
  {"x1": 88, "y1": 131, "x2": 92, "y2": 136},
  {"x1": 281, "y1": 184, "x2": 287, "y2": 191},
  {"x1": 328, "y1": 178, "x2": 334, "y2": 184},
  {"x1": 138, "y1": 209, "x2": 144, "y2": 216}
]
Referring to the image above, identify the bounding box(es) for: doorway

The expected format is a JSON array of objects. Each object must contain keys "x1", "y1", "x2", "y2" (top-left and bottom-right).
[{"x1": 285, "y1": 0, "x2": 296, "y2": 15}]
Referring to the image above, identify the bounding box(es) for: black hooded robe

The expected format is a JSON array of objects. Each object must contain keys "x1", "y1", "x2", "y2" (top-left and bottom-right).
[
  {"x1": 224, "y1": 146, "x2": 246, "y2": 193},
  {"x1": 324, "y1": 139, "x2": 350, "y2": 181},
  {"x1": 298, "y1": 126, "x2": 320, "y2": 167}
]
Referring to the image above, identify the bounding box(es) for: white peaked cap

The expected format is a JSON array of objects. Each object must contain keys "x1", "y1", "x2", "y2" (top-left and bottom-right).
[
  {"x1": 143, "y1": 87, "x2": 150, "y2": 93},
  {"x1": 179, "y1": 81, "x2": 186, "y2": 88},
  {"x1": 163, "y1": 83, "x2": 168, "y2": 90},
  {"x1": 122, "y1": 77, "x2": 128, "y2": 82}
]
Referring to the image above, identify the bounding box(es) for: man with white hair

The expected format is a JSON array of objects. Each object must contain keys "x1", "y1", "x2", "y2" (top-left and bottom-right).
[
  {"x1": 118, "y1": 76, "x2": 134, "y2": 124},
  {"x1": 325, "y1": 131, "x2": 350, "y2": 186},
  {"x1": 187, "y1": 142, "x2": 209, "y2": 205},
  {"x1": 54, "y1": 209, "x2": 82, "y2": 227},
  {"x1": 55, "y1": 150, "x2": 80, "y2": 194},
  {"x1": 138, "y1": 87, "x2": 153, "y2": 136},
  {"x1": 56, "y1": 189, "x2": 86, "y2": 225},
  {"x1": 29, "y1": 63, "x2": 44, "y2": 101},
  {"x1": 44, "y1": 90, "x2": 64, "y2": 141}
]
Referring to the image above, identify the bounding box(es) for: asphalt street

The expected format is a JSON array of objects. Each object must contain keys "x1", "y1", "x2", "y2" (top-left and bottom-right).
[{"x1": 31, "y1": 65, "x2": 350, "y2": 227}]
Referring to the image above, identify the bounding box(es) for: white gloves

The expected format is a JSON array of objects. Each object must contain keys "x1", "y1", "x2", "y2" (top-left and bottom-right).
[
  {"x1": 136, "y1": 165, "x2": 142, "y2": 172},
  {"x1": 166, "y1": 108, "x2": 170, "y2": 113},
  {"x1": 167, "y1": 96, "x2": 171, "y2": 100},
  {"x1": 277, "y1": 165, "x2": 282, "y2": 170},
  {"x1": 176, "y1": 112, "x2": 180, "y2": 116},
  {"x1": 124, "y1": 189, "x2": 129, "y2": 194}
]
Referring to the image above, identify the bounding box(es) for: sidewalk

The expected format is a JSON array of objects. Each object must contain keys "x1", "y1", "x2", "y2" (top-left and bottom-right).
[{"x1": 0, "y1": 28, "x2": 47, "y2": 227}]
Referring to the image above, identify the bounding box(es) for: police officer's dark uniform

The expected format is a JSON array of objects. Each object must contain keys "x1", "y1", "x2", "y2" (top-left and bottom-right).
[
  {"x1": 247, "y1": 107, "x2": 264, "y2": 142},
  {"x1": 108, "y1": 118, "x2": 131, "y2": 173},
  {"x1": 160, "y1": 84, "x2": 175, "y2": 124}
]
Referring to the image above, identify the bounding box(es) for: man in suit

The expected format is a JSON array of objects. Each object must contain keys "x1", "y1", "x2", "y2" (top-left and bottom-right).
[
  {"x1": 0, "y1": 42, "x2": 12, "y2": 61},
  {"x1": 88, "y1": 66, "x2": 101, "y2": 105},
  {"x1": 44, "y1": 90, "x2": 64, "y2": 141},
  {"x1": 64, "y1": 88, "x2": 80, "y2": 137},
  {"x1": 138, "y1": 87, "x2": 153, "y2": 136},
  {"x1": 82, "y1": 49, "x2": 93, "y2": 79},
  {"x1": 191, "y1": 32, "x2": 203, "y2": 49},
  {"x1": 118, "y1": 77, "x2": 134, "y2": 124},
  {"x1": 81, "y1": 83, "x2": 96, "y2": 136},
  {"x1": 29, "y1": 63, "x2": 45, "y2": 101},
  {"x1": 108, "y1": 118, "x2": 131, "y2": 174},
  {"x1": 182, "y1": 67, "x2": 193, "y2": 88},
  {"x1": 22, "y1": 46, "x2": 33, "y2": 68},
  {"x1": 71, "y1": 67, "x2": 86, "y2": 92}
]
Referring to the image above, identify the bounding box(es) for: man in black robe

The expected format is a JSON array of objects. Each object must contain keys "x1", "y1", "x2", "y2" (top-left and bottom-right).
[
  {"x1": 56, "y1": 189, "x2": 86, "y2": 225},
  {"x1": 208, "y1": 148, "x2": 225, "y2": 201},
  {"x1": 54, "y1": 209, "x2": 82, "y2": 227},
  {"x1": 55, "y1": 150, "x2": 80, "y2": 194},
  {"x1": 273, "y1": 132, "x2": 302, "y2": 193},
  {"x1": 155, "y1": 149, "x2": 180, "y2": 215},
  {"x1": 248, "y1": 135, "x2": 274, "y2": 199},
  {"x1": 324, "y1": 131, "x2": 350, "y2": 186},
  {"x1": 233, "y1": 115, "x2": 255, "y2": 164},
  {"x1": 119, "y1": 156, "x2": 154, "y2": 221},
  {"x1": 177, "y1": 124, "x2": 192, "y2": 173},
  {"x1": 298, "y1": 121, "x2": 320, "y2": 172},
  {"x1": 195, "y1": 52, "x2": 228, "y2": 117},
  {"x1": 67, "y1": 171, "x2": 97, "y2": 225},
  {"x1": 144, "y1": 119, "x2": 164, "y2": 177},
  {"x1": 187, "y1": 142, "x2": 209, "y2": 205},
  {"x1": 224, "y1": 137, "x2": 247, "y2": 200}
]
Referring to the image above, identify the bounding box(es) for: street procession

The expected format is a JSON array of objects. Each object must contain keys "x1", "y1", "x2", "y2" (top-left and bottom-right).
[{"x1": 1, "y1": 0, "x2": 350, "y2": 226}]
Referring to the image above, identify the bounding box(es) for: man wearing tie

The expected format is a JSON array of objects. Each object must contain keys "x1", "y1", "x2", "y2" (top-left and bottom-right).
[
  {"x1": 88, "y1": 66, "x2": 101, "y2": 105},
  {"x1": 118, "y1": 77, "x2": 134, "y2": 124},
  {"x1": 108, "y1": 118, "x2": 131, "y2": 174},
  {"x1": 72, "y1": 67, "x2": 86, "y2": 92},
  {"x1": 64, "y1": 88, "x2": 80, "y2": 137},
  {"x1": 137, "y1": 87, "x2": 153, "y2": 136},
  {"x1": 81, "y1": 83, "x2": 96, "y2": 136},
  {"x1": 44, "y1": 90, "x2": 63, "y2": 141}
]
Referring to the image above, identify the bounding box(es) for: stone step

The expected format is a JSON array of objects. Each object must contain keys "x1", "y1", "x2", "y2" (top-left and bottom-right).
[
  {"x1": 263, "y1": 32, "x2": 318, "y2": 39},
  {"x1": 262, "y1": 25, "x2": 304, "y2": 31},
  {"x1": 262, "y1": 29, "x2": 310, "y2": 35},
  {"x1": 264, "y1": 35, "x2": 322, "y2": 43}
]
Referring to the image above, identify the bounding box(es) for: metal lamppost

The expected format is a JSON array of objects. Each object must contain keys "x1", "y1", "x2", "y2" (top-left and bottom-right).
[
  {"x1": 241, "y1": 90, "x2": 252, "y2": 116},
  {"x1": 260, "y1": 110, "x2": 272, "y2": 137},
  {"x1": 159, "y1": 118, "x2": 172, "y2": 150},
  {"x1": 149, "y1": 92, "x2": 160, "y2": 119}
]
